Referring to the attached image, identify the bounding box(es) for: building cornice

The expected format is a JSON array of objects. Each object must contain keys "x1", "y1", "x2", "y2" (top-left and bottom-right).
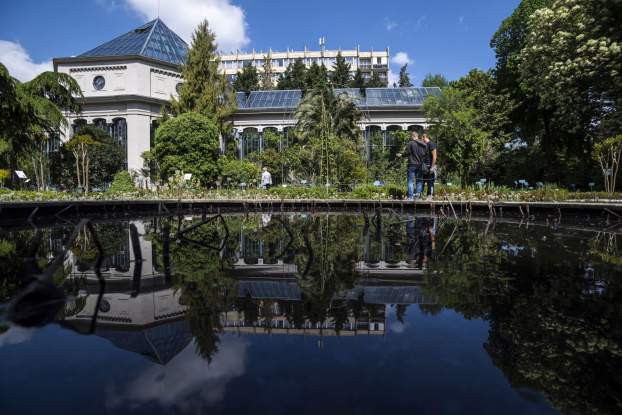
[
  {"x1": 75, "y1": 94, "x2": 170, "y2": 106},
  {"x1": 53, "y1": 54, "x2": 181, "y2": 72}
]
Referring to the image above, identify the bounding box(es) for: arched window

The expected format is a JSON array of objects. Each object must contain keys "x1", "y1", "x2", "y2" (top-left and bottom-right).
[
  {"x1": 365, "y1": 125, "x2": 382, "y2": 160},
  {"x1": 72, "y1": 119, "x2": 87, "y2": 136},
  {"x1": 385, "y1": 125, "x2": 402, "y2": 149},
  {"x1": 263, "y1": 127, "x2": 280, "y2": 151},
  {"x1": 111, "y1": 118, "x2": 128, "y2": 167},
  {"x1": 242, "y1": 127, "x2": 260, "y2": 157},
  {"x1": 92, "y1": 118, "x2": 109, "y2": 134}
]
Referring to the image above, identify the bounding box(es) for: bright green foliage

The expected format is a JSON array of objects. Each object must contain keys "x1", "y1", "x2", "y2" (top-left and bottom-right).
[
  {"x1": 593, "y1": 134, "x2": 622, "y2": 193},
  {"x1": 331, "y1": 52, "x2": 352, "y2": 88},
  {"x1": 261, "y1": 55, "x2": 275, "y2": 90},
  {"x1": 366, "y1": 71, "x2": 386, "y2": 88},
  {"x1": 108, "y1": 170, "x2": 135, "y2": 193},
  {"x1": 154, "y1": 112, "x2": 221, "y2": 186},
  {"x1": 424, "y1": 70, "x2": 513, "y2": 185},
  {"x1": 277, "y1": 58, "x2": 307, "y2": 90},
  {"x1": 217, "y1": 157, "x2": 260, "y2": 187},
  {"x1": 518, "y1": 0, "x2": 622, "y2": 136},
  {"x1": 0, "y1": 168, "x2": 9, "y2": 186},
  {"x1": 232, "y1": 65, "x2": 259, "y2": 93},
  {"x1": 171, "y1": 20, "x2": 236, "y2": 126},
  {"x1": 422, "y1": 73, "x2": 449, "y2": 88},
  {"x1": 398, "y1": 64, "x2": 413, "y2": 87}
]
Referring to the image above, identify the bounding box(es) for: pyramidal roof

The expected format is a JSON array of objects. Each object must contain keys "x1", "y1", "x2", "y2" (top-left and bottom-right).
[{"x1": 79, "y1": 18, "x2": 188, "y2": 65}]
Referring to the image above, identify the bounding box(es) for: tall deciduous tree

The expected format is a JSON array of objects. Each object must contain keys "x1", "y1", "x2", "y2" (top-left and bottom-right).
[
  {"x1": 422, "y1": 73, "x2": 449, "y2": 88},
  {"x1": 424, "y1": 70, "x2": 513, "y2": 184},
  {"x1": 331, "y1": 52, "x2": 351, "y2": 88},
  {"x1": 398, "y1": 64, "x2": 413, "y2": 87},
  {"x1": 518, "y1": 0, "x2": 622, "y2": 137},
  {"x1": 232, "y1": 65, "x2": 259, "y2": 93},
  {"x1": 277, "y1": 58, "x2": 307, "y2": 90}
]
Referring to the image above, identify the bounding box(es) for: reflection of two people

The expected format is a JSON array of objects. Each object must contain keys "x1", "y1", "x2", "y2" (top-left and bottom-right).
[{"x1": 406, "y1": 216, "x2": 436, "y2": 269}]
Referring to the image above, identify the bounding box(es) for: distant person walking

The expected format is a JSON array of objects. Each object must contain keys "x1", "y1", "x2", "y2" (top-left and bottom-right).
[
  {"x1": 422, "y1": 133, "x2": 437, "y2": 199},
  {"x1": 399, "y1": 131, "x2": 429, "y2": 200},
  {"x1": 261, "y1": 167, "x2": 272, "y2": 190}
]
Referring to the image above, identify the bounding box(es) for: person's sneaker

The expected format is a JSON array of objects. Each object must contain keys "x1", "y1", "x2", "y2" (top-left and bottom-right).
[
  {"x1": 407, "y1": 197, "x2": 414, "y2": 201},
  {"x1": 426, "y1": 195, "x2": 434, "y2": 201},
  {"x1": 414, "y1": 193, "x2": 422, "y2": 200}
]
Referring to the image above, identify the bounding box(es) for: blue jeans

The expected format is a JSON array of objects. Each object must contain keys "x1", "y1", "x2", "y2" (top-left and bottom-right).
[
  {"x1": 407, "y1": 166, "x2": 424, "y2": 199},
  {"x1": 426, "y1": 171, "x2": 435, "y2": 196}
]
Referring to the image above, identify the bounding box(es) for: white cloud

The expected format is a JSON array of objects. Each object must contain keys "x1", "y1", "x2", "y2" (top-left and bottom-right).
[
  {"x1": 385, "y1": 18, "x2": 398, "y2": 31},
  {"x1": 106, "y1": 336, "x2": 248, "y2": 412},
  {"x1": 391, "y1": 52, "x2": 413, "y2": 67},
  {"x1": 387, "y1": 69, "x2": 399, "y2": 87},
  {"x1": 0, "y1": 40, "x2": 52, "y2": 82},
  {"x1": 0, "y1": 324, "x2": 34, "y2": 347},
  {"x1": 122, "y1": 0, "x2": 250, "y2": 52}
]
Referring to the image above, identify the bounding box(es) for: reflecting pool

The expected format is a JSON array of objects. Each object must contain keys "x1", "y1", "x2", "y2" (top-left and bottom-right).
[{"x1": 1, "y1": 212, "x2": 621, "y2": 414}]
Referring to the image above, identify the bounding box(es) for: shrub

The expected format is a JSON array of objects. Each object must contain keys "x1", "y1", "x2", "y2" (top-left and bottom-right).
[
  {"x1": 218, "y1": 157, "x2": 261, "y2": 188},
  {"x1": 108, "y1": 171, "x2": 135, "y2": 193}
]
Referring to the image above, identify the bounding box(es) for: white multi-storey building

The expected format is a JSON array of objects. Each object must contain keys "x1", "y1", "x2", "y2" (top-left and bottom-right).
[
  {"x1": 53, "y1": 19, "x2": 438, "y2": 179},
  {"x1": 218, "y1": 46, "x2": 390, "y2": 84}
]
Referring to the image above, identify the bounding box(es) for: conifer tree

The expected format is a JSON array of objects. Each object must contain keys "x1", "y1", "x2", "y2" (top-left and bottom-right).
[
  {"x1": 261, "y1": 55, "x2": 275, "y2": 90},
  {"x1": 398, "y1": 64, "x2": 413, "y2": 87},
  {"x1": 367, "y1": 71, "x2": 387, "y2": 88},
  {"x1": 350, "y1": 68, "x2": 366, "y2": 91},
  {"x1": 331, "y1": 52, "x2": 352, "y2": 88},
  {"x1": 278, "y1": 58, "x2": 307, "y2": 90},
  {"x1": 233, "y1": 65, "x2": 259, "y2": 93},
  {"x1": 305, "y1": 62, "x2": 329, "y2": 91},
  {"x1": 172, "y1": 20, "x2": 236, "y2": 123}
]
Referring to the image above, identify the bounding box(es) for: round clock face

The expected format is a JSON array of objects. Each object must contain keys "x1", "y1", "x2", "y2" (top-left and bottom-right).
[{"x1": 93, "y1": 75, "x2": 106, "y2": 90}]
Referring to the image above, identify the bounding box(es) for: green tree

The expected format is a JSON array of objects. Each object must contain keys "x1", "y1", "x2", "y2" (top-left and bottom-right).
[
  {"x1": 366, "y1": 71, "x2": 386, "y2": 88},
  {"x1": 398, "y1": 64, "x2": 413, "y2": 87},
  {"x1": 261, "y1": 55, "x2": 275, "y2": 90},
  {"x1": 350, "y1": 68, "x2": 367, "y2": 91},
  {"x1": 422, "y1": 73, "x2": 449, "y2": 88},
  {"x1": 154, "y1": 112, "x2": 221, "y2": 186},
  {"x1": 277, "y1": 58, "x2": 307, "y2": 90},
  {"x1": 0, "y1": 63, "x2": 82, "y2": 188},
  {"x1": 331, "y1": 52, "x2": 352, "y2": 88},
  {"x1": 51, "y1": 125, "x2": 125, "y2": 190},
  {"x1": 424, "y1": 70, "x2": 513, "y2": 184},
  {"x1": 171, "y1": 20, "x2": 236, "y2": 141},
  {"x1": 232, "y1": 65, "x2": 259, "y2": 93},
  {"x1": 593, "y1": 135, "x2": 622, "y2": 193},
  {"x1": 305, "y1": 62, "x2": 329, "y2": 91},
  {"x1": 518, "y1": 0, "x2": 622, "y2": 137},
  {"x1": 294, "y1": 84, "x2": 365, "y2": 185},
  {"x1": 65, "y1": 133, "x2": 98, "y2": 193}
]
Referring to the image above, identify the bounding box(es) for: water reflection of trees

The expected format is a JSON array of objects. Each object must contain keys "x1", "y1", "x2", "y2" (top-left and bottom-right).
[{"x1": 425, "y1": 222, "x2": 622, "y2": 415}]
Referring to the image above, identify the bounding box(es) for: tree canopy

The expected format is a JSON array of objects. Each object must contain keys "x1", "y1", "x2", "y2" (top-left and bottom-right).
[
  {"x1": 398, "y1": 64, "x2": 413, "y2": 87},
  {"x1": 232, "y1": 65, "x2": 259, "y2": 93}
]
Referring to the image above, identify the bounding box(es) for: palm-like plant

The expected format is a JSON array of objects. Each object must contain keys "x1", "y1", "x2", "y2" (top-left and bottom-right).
[{"x1": 0, "y1": 63, "x2": 82, "y2": 189}]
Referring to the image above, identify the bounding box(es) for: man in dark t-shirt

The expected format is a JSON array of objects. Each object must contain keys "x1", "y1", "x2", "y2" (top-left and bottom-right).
[
  {"x1": 422, "y1": 133, "x2": 437, "y2": 198},
  {"x1": 398, "y1": 131, "x2": 428, "y2": 200}
]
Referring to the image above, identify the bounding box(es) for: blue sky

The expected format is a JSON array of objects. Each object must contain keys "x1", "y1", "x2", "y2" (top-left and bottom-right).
[{"x1": 0, "y1": 0, "x2": 520, "y2": 83}]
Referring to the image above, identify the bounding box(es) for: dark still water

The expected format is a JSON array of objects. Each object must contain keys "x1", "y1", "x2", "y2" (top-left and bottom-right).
[{"x1": 0, "y1": 212, "x2": 621, "y2": 415}]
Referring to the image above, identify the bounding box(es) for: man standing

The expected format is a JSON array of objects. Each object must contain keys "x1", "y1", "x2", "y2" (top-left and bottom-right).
[
  {"x1": 261, "y1": 167, "x2": 272, "y2": 190},
  {"x1": 399, "y1": 131, "x2": 429, "y2": 200},
  {"x1": 422, "y1": 133, "x2": 437, "y2": 199}
]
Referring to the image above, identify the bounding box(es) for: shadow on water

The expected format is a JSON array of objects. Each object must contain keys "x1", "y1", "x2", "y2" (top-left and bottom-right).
[{"x1": 0, "y1": 210, "x2": 621, "y2": 414}]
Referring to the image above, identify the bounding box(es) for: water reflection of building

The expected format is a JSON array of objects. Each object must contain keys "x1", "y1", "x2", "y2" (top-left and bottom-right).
[{"x1": 59, "y1": 218, "x2": 437, "y2": 363}]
